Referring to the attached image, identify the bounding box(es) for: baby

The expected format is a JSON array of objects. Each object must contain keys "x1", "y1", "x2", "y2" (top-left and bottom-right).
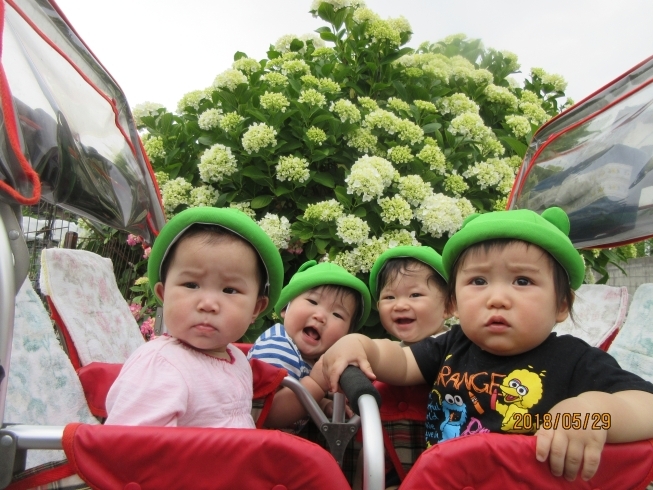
[
  {"x1": 248, "y1": 260, "x2": 371, "y2": 427},
  {"x1": 105, "y1": 207, "x2": 283, "y2": 428},
  {"x1": 317, "y1": 207, "x2": 653, "y2": 481},
  {"x1": 369, "y1": 246, "x2": 448, "y2": 346}
]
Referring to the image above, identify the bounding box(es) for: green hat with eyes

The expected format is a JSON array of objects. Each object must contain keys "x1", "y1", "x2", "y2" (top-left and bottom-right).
[
  {"x1": 147, "y1": 207, "x2": 284, "y2": 317},
  {"x1": 368, "y1": 246, "x2": 447, "y2": 301},
  {"x1": 442, "y1": 207, "x2": 585, "y2": 289},
  {"x1": 275, "y1": 260, "x2": 372, "y2": 330}
]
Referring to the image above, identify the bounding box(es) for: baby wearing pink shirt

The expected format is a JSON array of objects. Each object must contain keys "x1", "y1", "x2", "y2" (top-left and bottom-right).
[{"x1": 105, "y1": 207, "x2": 283, "y2": 428}]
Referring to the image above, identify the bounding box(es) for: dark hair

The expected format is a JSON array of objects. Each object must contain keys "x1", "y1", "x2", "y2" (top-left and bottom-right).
[
  {"x1": 160, "y1": 224, "x2": 268, "y2": 297},
  {"x1": 377, "y1": 258, "x2": 447, "y2": 297},
  {"x1": 308, "y1": 284, "x2": 364, "y2": 333},
  {"x1": 445, "y1": 238, "x2": 574, "y2": 320}
]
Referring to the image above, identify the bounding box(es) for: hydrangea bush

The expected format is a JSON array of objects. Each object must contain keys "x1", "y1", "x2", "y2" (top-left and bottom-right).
[{"x1": 132, "y1": 1, "x2": 591, "y2": 338}]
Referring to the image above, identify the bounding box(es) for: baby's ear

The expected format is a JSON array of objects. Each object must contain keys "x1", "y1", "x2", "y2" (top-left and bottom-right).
[
  {"x1": 252, "y1": 296, "x2": 269, "y2": 322},
  {"x1": 154, "y1": 282, "x2": 165, "y2": 302}
]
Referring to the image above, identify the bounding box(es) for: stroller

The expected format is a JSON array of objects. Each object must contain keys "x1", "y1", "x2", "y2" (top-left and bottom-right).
[{"x1": 0, "y1": 0, "x2": 652, "y2": 488}]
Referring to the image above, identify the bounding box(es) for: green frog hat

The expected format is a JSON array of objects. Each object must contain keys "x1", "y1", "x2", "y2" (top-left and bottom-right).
[
  {"x1": 147, "y1": 207, "x2": 284, "y2": 317},
  {"x1": 275, "y1": 260, "x2": 372, "y2": 330},
  {"x1": 368, "y1": 245, "x2": 446, "y2": 301},
  {"x1": 442, "y1": 207, "x2": 585, "y2": 289}
]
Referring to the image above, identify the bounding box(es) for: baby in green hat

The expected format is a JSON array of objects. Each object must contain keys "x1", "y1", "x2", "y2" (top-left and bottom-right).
[
  {"x1": 106, "y1": 207, "x2": 283, "y2": 428},
  {"x1": 317, "y1": 207, "x2": 653, "y2": 482},
  {"x1": 248, "y1": 259, "x2": 371, "y2": 427},
  {"x1": 370, "y1": 246, "x2": 448, "y2": 346}
]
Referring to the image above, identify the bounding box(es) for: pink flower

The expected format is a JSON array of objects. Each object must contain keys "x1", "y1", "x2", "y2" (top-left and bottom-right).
[
  {"x1": 129, "y1": 303, "x2": 142, "y2": 321},
  {"x1": 143, "y1": 246, "x2": 152, "y2": 259},
  {"x1": 140, "y1": 317, "x2": 155, "y2": 341},
  {"x1": 127, "y1": 234, "x2": 143, "y2": 246}
]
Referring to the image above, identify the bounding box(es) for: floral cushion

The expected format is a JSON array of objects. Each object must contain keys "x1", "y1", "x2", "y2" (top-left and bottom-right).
[
  {"x1": 39, "y1": 249, "x2": 144, "y2": 366},
  {"x1": 553, "y1": 284, "x2": 628, "y2": 349},
  {"x1": 6, "y1": 279, "x2": 98, "y2": 469},
  {"x1": 608, "y1": 283, "x2": 653, "y2": 383}
]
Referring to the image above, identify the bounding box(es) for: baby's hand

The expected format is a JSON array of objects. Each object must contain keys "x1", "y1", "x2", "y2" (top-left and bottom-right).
[
  {"x1": 321, "y1": 334, "x2": 376, "y2": 392},
  {"x1": 535, "y1": 397, "x2": 608, "y2": 481}
]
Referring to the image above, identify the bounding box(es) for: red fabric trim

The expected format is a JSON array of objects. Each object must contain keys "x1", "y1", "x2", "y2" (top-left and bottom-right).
[
  {"x1": 61, "y1": 424, "x2": 82, "y2": 478},
  {"x1": 0, "y1": 0, "x2": 41, "y2": 205},
  {"x1": 250, "y1": 358, "x2": 287, "y2": 428},
  {"x1": 6, "y1": 463, "x2": 76, "y2": 490},
  {"x1": 46, "y1": 297, "x2": 82, "y2": 371},
  {"x1": 382, "y1": 425, "x2": 407, "y2": 481},
  {"x1": 509, "y1": 76, "x2": 653, "y2": 208},
  {"x1": 5, "y1": 0, "x2": 138, "y2": 157},
  {"x1": 77, "y1": 362, "x2": 122, "y2": 418}
]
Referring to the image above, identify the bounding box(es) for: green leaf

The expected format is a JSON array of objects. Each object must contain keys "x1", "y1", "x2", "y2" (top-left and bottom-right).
[
  {"x1": 289, "y1": 39, "x2": 305, "y2": 52},
  {"x1": 319, "y1": 31, "x2": 338, "y2": 42},
  {"x1": 273, "y1": 186, "x2": 293, "y2": 196},
  {"x1": 234, "y1": 51, "x2": 248, "y2": 61},
  {"x1": 382, "y1": 47, "x2": 414, "y2": 65},
  {"x1": 305, "y1": 241, "x2": 318, "y2": 260},
  {"x1": 335, "y1": 185, "x2": 352, "y2": 206},
  {"x1": 240, "y1": 166, "x2": 267, "y2": 179},
  {"x1": 197, "y1": 135, "x2": 214, "y2": 146},
  {"x1": 422, "y1": 122, "x2": 442, "y2": 134},
  {"x1": 317, "y1": 2, "x2": 335, "y2": 23},
  {"x1": 315, "y1": 26, "x2": 332, "y2": 34},
  {"x1": 311, "y1": 113, "x2": 336, "y2": 125},
  {"x1": 313, "y1": 172, "x2": 336, "y2": 188},
  {"x1": 250, "y1": 195, "x2": 274, "y2": 209},
  {"x1": 499, "y1": 136, "x2": 527, "y2": 158},
  {"x1": 392, "y1": 81, "x2": 409, "y2": 101},
  {"x1": 315, "y1": 238, "x2": 330, "y2": 254},
  {"x1": 353, "y1": 207, "x2": 367, "y2": 217}
]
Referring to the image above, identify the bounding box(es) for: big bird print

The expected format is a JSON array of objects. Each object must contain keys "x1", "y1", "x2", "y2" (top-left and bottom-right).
[{"x1": 491, "y1": 368, "x2": 544, "y2": 432}]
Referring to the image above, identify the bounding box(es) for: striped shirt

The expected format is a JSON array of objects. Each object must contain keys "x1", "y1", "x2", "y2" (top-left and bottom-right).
[{"x1": 247, "y1": 323, "x2": 312, "y2": 380}]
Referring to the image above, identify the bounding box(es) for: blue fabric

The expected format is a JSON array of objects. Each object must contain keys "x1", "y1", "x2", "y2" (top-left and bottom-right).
[{"x1": 247, "y1": 323, "x2": 311, "y2": 380}]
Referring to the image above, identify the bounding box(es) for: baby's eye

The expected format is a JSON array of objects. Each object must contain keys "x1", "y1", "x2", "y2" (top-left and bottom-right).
[
  {"x1": 333, "y1": 312, "x2": 344, "y2": 320},
  {"x1": 381, "y1": 294, "x2": 395, "y2": 301},
  {"x1": 410, "y1": 292, "x2": 423, "y2": 298},
  {"x1": 223, "y1": 287, "x2": 238, "y2": 294},
  {"x1": 183, "y1": 282, "x2": 199, "y2": 289},
  {"x1": 471, "y1": 278, "x2": 486, "y2": 286},
  {"x1": 514, "y1": 277, "x2": 532, "y2": 286},
  {"x1": 306, "y1": 298, "x2": 318, "y2": 305}
]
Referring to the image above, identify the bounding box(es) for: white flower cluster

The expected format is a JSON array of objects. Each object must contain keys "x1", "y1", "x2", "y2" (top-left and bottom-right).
[
  {"x1": 396, "y1": 119, "x2": 424, "y2": 145},
  {"x1": 281, "y1": 59, "x2": 311, "y2": 76},
  {"x1": 262, "y1": 72, "x2": 289, "y2": 87},
  {"x1": 387, "y1": 145, "x2": 413, "y2": 164},
  {"x1": 378, "y1": 196, "x2": 412, "y2": 225},
  {"x1": 462, "y1": 157, "x2": 516, "y2": 194},
  {"x1": 298, "y1": 88, "x2": 327, "y2": 107},
  {"x1": 484, "y1": 84, "x2": 519, "y2": 110},
  {"x1": 303, "y1": 199, "x2": 344, "y2": 222},
  {"x1": 352, "y1": 7, "x2": 379, "y2": 23},
  {"x1": 456, "y1": 197, "x2": 476, "y2": 219},
  {"x1": 190, "y1": 185, "x2": 219, "y2": 208},
  {"x1": 439, "y1": 93, "x2": 480, "y2": 116},
  {"x1": 387, "y1": 97, "x2": 411, "y2": 114},
  {"x1": 310, "y1": 0, "x2": 365, "y2": 10},
  {"x1": 331, "y1": 229, "x2": 418, "y2": 274},
  {"x1": 505, "y1": 114, "x2": 531, "y2": 138},
  {"x1": 198, "y1": 144, "x2": 238, "y2": 183},
  {"x1": 312, "y1": 47, "x2": 336, "y2": 59},
  {"x1": 443, "y1": 172, "x2": 469, "y2": 197},
  {"x1": 142, "y1": 134, "x2": 166, "y2": 160},
  {"x1": 258, "y1": 213, "x2": 291, "y2": 249},
  {"x1": 414, "y1": 193, "x2": 464, "y2": 238},
  {"x1": 229, "y1": 201, "x2": 256, "y2": 219},
  {"x1": 330, "y1": 99, "x2": 361, "y2": 123},
  {"x1": 364, "y1": 108, "x2": 399, "y2": 134},
  {"x1": 161, "y1": 178, "x2": 193, "y2": 215},
  {"x1": 132, "y1": 101, "x2": 165, "y2": 126},
  {"x1": 366, "y1": 19, "x2": 401, "y2": 46},
  {"x1": 176, "y1": 90, "x2": 208, "y2": 114},
  {"x1": 414, "y1": 100, "x2": 437, "y2": 113},
  {"x1": 345, "y1": 155, "x2": 397, "y2": 201},
  {"x1": 306, "y1": 126, "x2": 327, "y2": 145},
  {"x1": 357, "y1": 97, "x2": 379, "y2": 112},
  {"x1": 417, "y1": 144, "x2": 447, "y2": 174},
  {"x1": 154, "y1": 171, "x2": 169, "y2": 188},
  {"x1": 232, "y1": 57, "x2": 261, "y2": 74},
  {"x1": 448, "y1": 112, "x2": 504, "y2": 156},
  {"x1": 213, "y1": 69, "x2": 248, "y2": 92},
  {"x1": 260, "y1": 92, "x2": 290, "y2": 113},
  {"x1": 531, "y1": 67, "x2": 568, "y2": 92},
  {"x1": 198, "y1": 108, "x2": 223, "y2": 130},
  {"x1": 220, "y1": 112, "x2": 244, "y2": 132},
  {"x1": 275, "y1": 155, "x2": 310, "y2": 183},
  {"x1": 345, "y1": 128, "x2": 377, "y2": 154},
  {"x1": 397, "y1": 174, "x2": 432, "y2": 206},
  {"x1": 242, "y1": 123, "x2": 278, "y2": 154},
  {"x1": 317, "y1": 78, "x2": 340, "y2": 93},
  {"x1": 336, "y1": 215, "x2": 370, "y2": 244}
]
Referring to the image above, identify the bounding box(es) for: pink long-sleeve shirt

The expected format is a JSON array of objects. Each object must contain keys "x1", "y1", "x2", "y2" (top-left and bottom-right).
[{"x1": 105, "y1": 335, "x2": 255, "y2": 428}]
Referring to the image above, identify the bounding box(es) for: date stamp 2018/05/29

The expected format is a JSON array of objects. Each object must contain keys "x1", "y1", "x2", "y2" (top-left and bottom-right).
[{"x1": 512, "y1": 413, "x2": 611, "y2": 431}]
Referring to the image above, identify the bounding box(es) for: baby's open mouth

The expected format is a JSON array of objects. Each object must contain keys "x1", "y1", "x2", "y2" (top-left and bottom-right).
[
  {"x1": 303, "y1": 326, "x2": 320, "y2": 340},
  {"x1": 396, "y1": 318, "x2": 414, "y2": 325}
]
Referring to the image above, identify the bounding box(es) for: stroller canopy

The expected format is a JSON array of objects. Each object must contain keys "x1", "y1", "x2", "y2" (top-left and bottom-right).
[
  {"x1": 509, "y1": 55, "x2": 653, "y2": 249},
  {"x1": 0, "y1": 0, "x2": 164, "y2": 242}
]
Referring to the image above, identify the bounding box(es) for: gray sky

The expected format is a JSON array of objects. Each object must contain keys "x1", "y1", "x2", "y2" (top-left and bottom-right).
[{"x1": 54, "y1": 0, "x2": 653, "y2": 111}]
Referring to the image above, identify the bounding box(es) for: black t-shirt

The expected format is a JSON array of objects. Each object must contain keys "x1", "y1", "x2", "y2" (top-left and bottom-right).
[{"x1": 411, "y1": 325, "x2": 653, "y2": 447}]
